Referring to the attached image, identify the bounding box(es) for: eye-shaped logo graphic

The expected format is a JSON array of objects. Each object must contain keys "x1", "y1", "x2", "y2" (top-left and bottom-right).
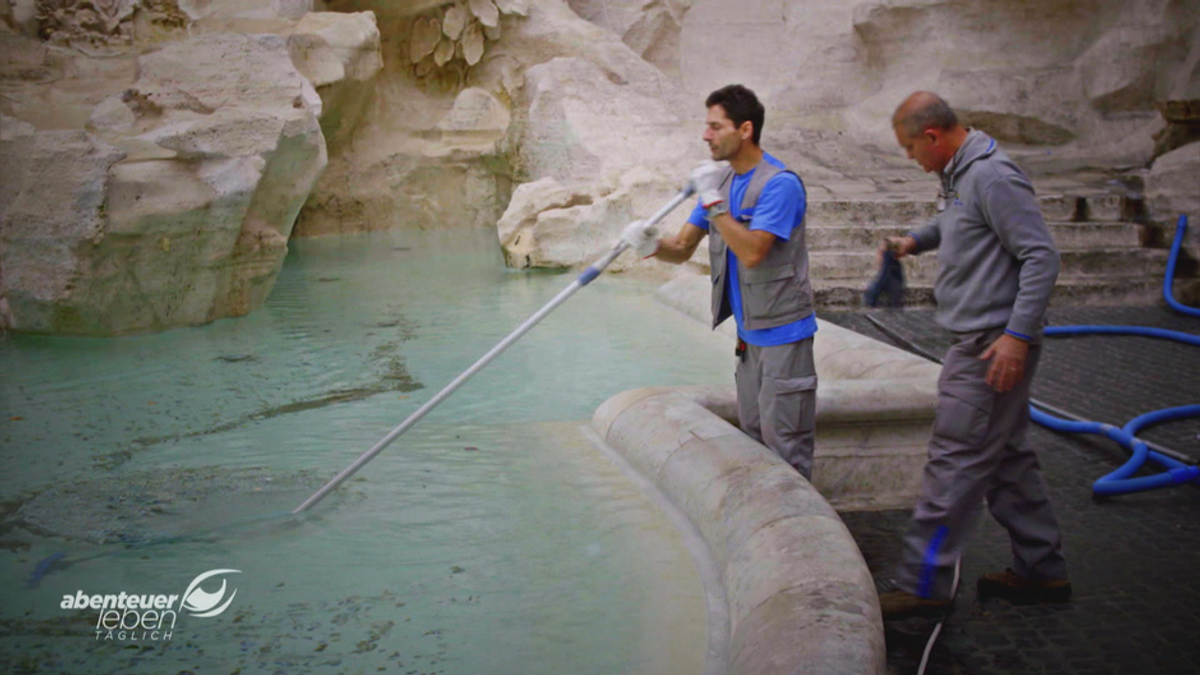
[{"x1": 180, "y1": 569, "x2": 241, "y2": 618}]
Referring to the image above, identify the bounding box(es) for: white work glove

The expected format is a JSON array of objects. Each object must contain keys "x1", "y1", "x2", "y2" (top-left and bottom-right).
[
  {"x1": 620, "y1": 219, "x2": 660, "y2": 258},
  {"x1": 690, "y1": 160, "x2": 730, "y2": 208}
]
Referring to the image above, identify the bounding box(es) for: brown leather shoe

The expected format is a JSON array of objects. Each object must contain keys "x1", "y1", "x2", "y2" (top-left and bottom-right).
[
  {"x1": 977, "y1": 568, "x2": 1072, "y2": 603},
  {"x1": 877, "y1": 579, "x2": 954, "y2": 620}
]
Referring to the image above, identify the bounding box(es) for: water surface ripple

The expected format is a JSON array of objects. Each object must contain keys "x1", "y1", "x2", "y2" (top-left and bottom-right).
[{"x1": 0, "y1": 230, "x2": 731, "y2": 674}]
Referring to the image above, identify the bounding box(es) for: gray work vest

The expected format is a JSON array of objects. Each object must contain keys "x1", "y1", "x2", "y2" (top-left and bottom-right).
[{"x1": 709, "y1": 158, "x2": 814, "y2": 331}]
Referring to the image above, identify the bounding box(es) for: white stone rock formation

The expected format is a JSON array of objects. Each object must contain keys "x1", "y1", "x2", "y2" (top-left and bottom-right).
[
  {"x1": 566, "y1": 0, "x2": 690, "y2": 78},
  {"x1": 0, "y1": 5, "x2": 388, "y2": 334},
  {"x1": 498, "y1": 166, "x2": 698, "y2": 273},
  {"x1": 1148, "y1": 142, "x2": 1200, "y2": 224},
  {"x1": 289, "y1": 11, "x2": 382, "y2": 151},
  {"x1": 1, "y1": 1, "x2": 37, "y2": 33},
  {"x1": 2, "y1": 0, "x2": 1199, "y2": 332},
  {"x1": 1146, "y1": 141, "x2": 1200, "y2": 266},
  {"x1": 291, "y1": 0, "x2": 699, "y2": 241},
  {"x1": 476, "y1": 1, "x2": 703, "y2": 274},
  {"x1": 1, "y1": 30, "x2": 328, "y2": 334},
  {"x1": 492, "y1": 0, "x2": 1200, "y2": 272},
  {"x1": 179, "y1": 0, "x2": 313, "y2": 23},
  {"x1": 290, "y1": 0, "x2": 523, "y2": 236},
  {"x1": 494, "y1": 53, "x2": 703, "y2": 273}
]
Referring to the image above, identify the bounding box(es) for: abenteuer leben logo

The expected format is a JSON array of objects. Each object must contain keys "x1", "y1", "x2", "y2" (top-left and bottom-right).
[{"x1": 59, "y1": 568, "x2": 241, "y2": 642}]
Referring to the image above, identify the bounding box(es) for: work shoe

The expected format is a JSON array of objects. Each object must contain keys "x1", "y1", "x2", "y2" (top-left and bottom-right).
[
  {"x1": 977, "y1": 568, "x2": 1072, "y2": 603},
  {"x1": 876, "y1": 578, "x2": 954, "y2": 621}
]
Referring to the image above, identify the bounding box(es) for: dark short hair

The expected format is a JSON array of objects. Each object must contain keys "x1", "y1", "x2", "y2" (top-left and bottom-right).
[
  {"x1": 894, "y1": 93, "x2": 959, "y2": 137},
  {"x1": 706, "y1": 84, "x2": 765, "y2": 145}
]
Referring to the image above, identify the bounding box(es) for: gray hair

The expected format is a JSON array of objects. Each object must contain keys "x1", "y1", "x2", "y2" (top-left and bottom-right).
[{"x1": 893, "y1": 92, "x2": 959, "y2": 137}]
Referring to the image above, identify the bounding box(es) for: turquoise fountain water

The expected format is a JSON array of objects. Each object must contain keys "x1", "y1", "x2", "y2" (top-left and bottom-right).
[{"x1": 0, "y1": 229, "x2": 735, "y2": 674}]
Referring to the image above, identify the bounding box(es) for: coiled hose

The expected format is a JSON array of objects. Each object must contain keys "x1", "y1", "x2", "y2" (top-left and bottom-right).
[{"x1": 1033, "y1": 214, "x2": 1199, "y2": 497}]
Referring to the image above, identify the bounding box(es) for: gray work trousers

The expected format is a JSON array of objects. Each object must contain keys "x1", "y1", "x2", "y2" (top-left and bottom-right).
[
  {"x1": 735, "y1": 338, "x2": 818, "y2": 480},
  {"x1": 895, "y1": 327, "x2": 1068, "y2": 599}
]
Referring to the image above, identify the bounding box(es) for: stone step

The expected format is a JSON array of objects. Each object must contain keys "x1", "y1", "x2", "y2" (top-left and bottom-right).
[
  {"x1": 806, "y1": 199, "x2": 938, "y2": 228},
  {"x1": 813, "y1": 277, "x2": 1200, "y2": 310},
  {"x1": 1039, "y1": 194, "x2": 1129, "y2": 223},
  {"x1": 806, "y1": 193, "x2": 1133, "y2": 229},
  {"x1": 1048, "y1": 222, "x2": 1144, "y2": 249},
  {"x1": 809, "y1": 248, "x2": 1171, "y2": 283},
  {"x1": 806, "y1": 222, "x2": 1143, "y2": 251}
]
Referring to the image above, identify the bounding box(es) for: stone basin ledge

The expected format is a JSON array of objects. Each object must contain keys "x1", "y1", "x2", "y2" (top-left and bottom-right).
[
  {"x1": 593, "y1": 387, "x2": 887, "y2": 674},
  {"x1": 590, "y1": 274, "x2": 944, "y2": 674}
]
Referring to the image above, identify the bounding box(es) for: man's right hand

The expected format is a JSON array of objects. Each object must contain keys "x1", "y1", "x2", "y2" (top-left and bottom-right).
[
  {"x1": 880, "y1": 235, "x2": 917, "y2": 260},
  {"x1": 621, "y1": 219, "x2": 660, "y2": 258},
  {"x1": 690, "y1": 161, "x2": 729, "y2": 208}
]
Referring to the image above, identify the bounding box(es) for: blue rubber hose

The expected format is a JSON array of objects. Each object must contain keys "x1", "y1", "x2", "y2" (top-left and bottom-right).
[
  {"x1": 865, "y1": 315, "x2": 1197, "y2": 497},
  {"x1": 1031, "y1": 405, "x2": 1200, "y2": 496},
  {"x1": 1034, "y1": 322, "x2": 1200, "y2": 497},
  {"x1": 1120, "y1": 404, "x2": 1200, "y2": 482},
  {"x1": 1045, "y1": 324, "x2": 1200, "y2": 346},
  {"x1": 872, "y1": 212, "x2": 1199, "y2": 498},
  {"x1": 1030, "y1": 219, "x2": 1200, "y2": 498},
  {"x1": 1165, "y1": 215, "x2": 1200, "y2": 318},
  {"x1": 1094, "y1": 403, "x2": 1200, "y2": 494}
]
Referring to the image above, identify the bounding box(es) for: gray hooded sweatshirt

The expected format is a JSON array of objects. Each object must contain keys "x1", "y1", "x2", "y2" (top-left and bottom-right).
[{"x1": 910, "y1": 130, "x2": 1061, "y2": 339}]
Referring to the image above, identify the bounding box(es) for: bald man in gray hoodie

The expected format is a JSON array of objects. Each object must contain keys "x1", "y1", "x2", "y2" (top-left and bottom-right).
[{"x1": 876, "y1": 92, "x2": 1071, "y2": 620}]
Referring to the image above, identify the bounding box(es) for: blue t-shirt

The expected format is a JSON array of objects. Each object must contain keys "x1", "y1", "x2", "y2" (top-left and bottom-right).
[{"x1": 688, "y1": 153, "x2": 816, "y2": 346}]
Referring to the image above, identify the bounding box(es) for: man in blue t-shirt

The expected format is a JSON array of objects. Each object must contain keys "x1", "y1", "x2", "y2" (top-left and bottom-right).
[{"x1": 621, "y1": 85, "x2": 819, "y2": 480}]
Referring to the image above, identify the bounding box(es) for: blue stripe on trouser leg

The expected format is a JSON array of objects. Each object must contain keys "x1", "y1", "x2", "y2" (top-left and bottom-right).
[{"x1": 919, "y1": 526, "x2": 950, "y2": 598}]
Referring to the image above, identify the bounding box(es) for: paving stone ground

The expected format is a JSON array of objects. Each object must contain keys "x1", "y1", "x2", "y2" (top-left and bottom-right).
[{"x1": 823, "y1": 304, "x2": 1200, "y2": 675}]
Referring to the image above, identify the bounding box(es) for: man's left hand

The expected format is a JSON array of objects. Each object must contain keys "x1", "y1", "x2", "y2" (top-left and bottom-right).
[{"x1": 981, "y1": 333, "x2": 1029, "y2": 393}]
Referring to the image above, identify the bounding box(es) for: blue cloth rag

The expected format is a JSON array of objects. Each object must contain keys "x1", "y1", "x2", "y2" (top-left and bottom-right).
[{"x1": 864, "y1": 249, "x2": 905, "y2": 308}]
